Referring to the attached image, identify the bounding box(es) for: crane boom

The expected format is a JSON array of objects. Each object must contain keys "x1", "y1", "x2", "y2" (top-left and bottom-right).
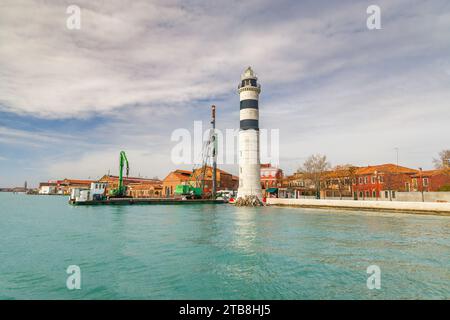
[
  {"x1": 109, "y1": 150, "x2": 130, "y2": 197},
  {"x1": 118, "y1": 150, "x2": 129, "y2": 193}
]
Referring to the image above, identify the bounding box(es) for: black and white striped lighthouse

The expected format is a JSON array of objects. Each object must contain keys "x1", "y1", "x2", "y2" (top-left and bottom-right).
[{"x1": 237, "y1": 67, "x2": 262, "y2": 200}]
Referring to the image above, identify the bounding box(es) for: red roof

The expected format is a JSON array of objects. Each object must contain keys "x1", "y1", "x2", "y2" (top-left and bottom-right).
[
  {"x1": 174, "y1": 169, "x2": 192, "y2": 175},
  {"x1": 102, "y1": 175, "x2": 161, "y2": 184},
  {"x1": 355, "y1": 164, "x2": 417, "y2": 175},
  {"x1": 61, "y1": 179, "x2": 94, "y2": 185},
  {"x1": 411, "y1": 169, "x2": 450, "y2": 177}
]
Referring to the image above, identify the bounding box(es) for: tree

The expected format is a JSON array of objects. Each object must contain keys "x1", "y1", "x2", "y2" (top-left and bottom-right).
[
  {"x1": 433, "y1": 149, "x2": 450, "y2": 169},
  {"x1": 383, "y1": 172, "x2": 407, "y2": 201},
  {"x1": 299, "y1": 154, "x2": 331, "y2": 199},
  {"x1": 333, "y1": 164, "x2": 357, "y2": 200}
]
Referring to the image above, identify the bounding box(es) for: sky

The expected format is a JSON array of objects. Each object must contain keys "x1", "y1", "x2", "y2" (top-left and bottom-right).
[{"x1": 0, "y1": 0, "x2": 449, "y2": 187}]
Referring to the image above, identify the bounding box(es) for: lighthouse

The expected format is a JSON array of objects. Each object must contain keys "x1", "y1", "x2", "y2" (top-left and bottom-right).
[{"x1": 237, "y1": 67, "x2": 263, "y2": 201}]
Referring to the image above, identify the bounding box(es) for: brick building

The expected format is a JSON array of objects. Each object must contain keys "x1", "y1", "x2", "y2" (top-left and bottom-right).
[
  {"x1": 190, "y1": 166, "x2": 236, "y2": 194},
  {"x1": 98, "y1": 175, "x2": 161, "y2": 196},
  {"x1": 281, "y1": 171, "x2": 316, "y2": 198},
  {"x1": 322, "y1": 166, "x2": 358, "y2": 199},
  {"x1": 162, "y1": 167, "x2": 238, "y2": 198},
  {"x1": 260, "y1": 163, "x2": 283, "y2": 190},
  {"x1": 162, "y1": 170, "x2": 192, "y2": 197},
  {"x1": 127, "y1": 183, "x2": 163, "y2": 198},
  {"x1": 57, "y1": 179, "x2": 94, "y2": 195},
  {"x1": 352, "y1": 164, "x2": 418, "y2": 200},
  {"x1": 38, "y1": 182, "x2": 58, "y2": 194},
  {"x1": 410, "y1": 168, "x2": 450, "y2": 192}
]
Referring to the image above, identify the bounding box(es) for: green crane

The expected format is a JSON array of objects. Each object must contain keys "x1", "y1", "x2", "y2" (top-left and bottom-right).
[{"x1": 109, "y1": 150, "x2": 130, "y2": 197}]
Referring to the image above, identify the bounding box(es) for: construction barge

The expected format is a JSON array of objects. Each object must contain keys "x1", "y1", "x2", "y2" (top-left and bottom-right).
[
  {"x1": 69, "y1": 105, "x2": 230, "y2": 207},
  {"x1": 69, "y1": 197, "x2": 226, "y2": 206}
]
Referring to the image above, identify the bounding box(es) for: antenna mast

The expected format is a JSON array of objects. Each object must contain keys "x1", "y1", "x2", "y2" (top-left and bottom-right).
[{"x1": 211, "y1": 105, "x2": 217, "y2": 199}]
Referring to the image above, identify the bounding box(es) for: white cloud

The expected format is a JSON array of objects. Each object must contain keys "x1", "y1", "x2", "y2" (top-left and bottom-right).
[
  {"x1": 45, "y1": 148, "x2": 176, "y2": 181},
  {"x1": 0, "y1": 0, "x2": 449, "y2": 185}
]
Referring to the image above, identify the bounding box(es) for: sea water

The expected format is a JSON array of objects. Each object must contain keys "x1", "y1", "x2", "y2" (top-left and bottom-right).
[{"x1": 0, "y1": 192, "x2": 449, "y2": 299}]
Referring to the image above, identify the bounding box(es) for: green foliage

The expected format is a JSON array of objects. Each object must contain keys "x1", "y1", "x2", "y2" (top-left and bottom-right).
[{"x1": 437, "y1": 185, "x2": 450, "y2": 192}]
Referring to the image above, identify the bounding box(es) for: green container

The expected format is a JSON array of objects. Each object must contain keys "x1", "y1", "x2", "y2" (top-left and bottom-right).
[{"x1": 175, "y1": 185, "x2": 202, "y2": 196}]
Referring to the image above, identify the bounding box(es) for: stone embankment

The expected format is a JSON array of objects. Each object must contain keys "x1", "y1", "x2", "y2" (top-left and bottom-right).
[
  {"x1": 266, "y1": 198, "x2": 450, "y2": 215},
  {"x1": 235, "y1": 195, "x2": 265, "y2": 207}
]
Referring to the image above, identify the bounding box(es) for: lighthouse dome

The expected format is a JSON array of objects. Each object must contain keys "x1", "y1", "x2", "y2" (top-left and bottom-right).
[
  {"x1": 241, "y1": 66, "x2": 257, "y2": 80},
  {"x1": 239, "y1": 66, "x2": 260, "y2": 91}
]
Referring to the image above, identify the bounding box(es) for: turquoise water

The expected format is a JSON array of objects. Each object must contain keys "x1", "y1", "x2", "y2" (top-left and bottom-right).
[{"x1": 0, "y1": 192, "x2": 449, "y2": 299}]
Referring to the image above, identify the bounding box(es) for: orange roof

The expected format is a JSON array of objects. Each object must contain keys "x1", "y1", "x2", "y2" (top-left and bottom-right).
[
  {"x1": 323, "y1": 169, "x2": 353, "y2": 179},
  {"x1": 172, "y1": 173, "x2": 191, "y2": 180},
  {"x1": 128, "y1": 183, "x2": 163, "y2": 190},
  {"x1": 412, "y1": 168, "x2": 450, "y2": 177},
  {"x1": 101, "y1": 175, "x2": 161, "y2": 184},
  {"x1": 163, "y1": 170, "x2": 192, "y2": 182},
  {"x1": 192, "y1": 165, "x2": 233, "y2": 176},
  {"x1": 174, "y1": 169, "x2": 192, "y2": 175},
  {"x1": 355, "y1": 164, "x2": 417, "y2": 175},
  {"x1": 61, "y1": 179, "x2": 94, "y2": 185}
]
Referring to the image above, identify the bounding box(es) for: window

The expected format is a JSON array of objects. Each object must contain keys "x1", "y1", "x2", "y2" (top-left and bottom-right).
[
  {"x1": 423, "y1": 178, "x2": 429, "y2": 187},
  {"x1": 372, "y1": 190, "x2": 376, "y2": 197},
  {"x1": 371, "y1": 176, "x2": 376, "y2": 184},
  {"x1": 364, "y1": 177, "x2": 368, "y2": 184},
  {"x1": 392, "y1": 191, "x2": 396, "y2": 198},
  {"x1": 366, "y1": 191, "x2": 370, "y2": 197},
  {"x1": 385, "y1": 191, "x2": 388, "y2": 198},
  {"x1": 359, "y1": 192, "x2": 363, "y2": 198},
  {"x1": 359, "y1": 177, "x2": 363, "y2": 184},
  {"x1": 379, "y1": 176, "x2": 384, "y2": 183}
]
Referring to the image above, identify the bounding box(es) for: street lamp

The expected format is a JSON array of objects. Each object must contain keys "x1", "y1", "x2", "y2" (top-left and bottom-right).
[
  {"x1": 419, "y1": 167, "x2": 424, "y2": 202},
  {"x1": 375, "y1": 170, "x2": 379, "y2": 201}
]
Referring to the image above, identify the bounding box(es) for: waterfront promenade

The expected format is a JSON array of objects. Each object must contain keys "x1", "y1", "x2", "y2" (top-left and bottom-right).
[{"x1": 267, "y1": 198, "x2": 450, "y2": 215}]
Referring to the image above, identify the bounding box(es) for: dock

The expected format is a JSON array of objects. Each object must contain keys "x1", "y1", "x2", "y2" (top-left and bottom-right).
[{"x1": 69, "y1": 198, "x2": 226, "y2": 206}]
